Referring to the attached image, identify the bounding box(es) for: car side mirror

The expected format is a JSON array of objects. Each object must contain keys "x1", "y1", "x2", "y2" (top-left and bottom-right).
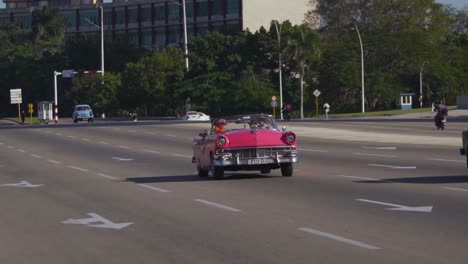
[{"x1": 282, "y1": 126, "x2": 286, "y2": 131}]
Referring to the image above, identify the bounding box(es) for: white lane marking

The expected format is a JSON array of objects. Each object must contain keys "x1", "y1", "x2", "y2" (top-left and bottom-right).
[
  {"x1": 144, "y1": 150, "x2": 161, "y2": 154},
  {"x1": 48, "y1": 159, "x2": 61, "y2": 164},
  {"x1": 443, "y1": 187, "x2": 468, "y2": 192},
  {"x1": 299, "y1": 148, "x2": 329, "y2": 153},
  {"x1": 138, "y1": 184, "x2": 170, "y2": 193},
  {"x1": 0, "y1": 142, "x2": 4, "y2": 145},
  {"x1": 362, "y1": 146, "x2": 397, "y2": 150},
  {"x1": 31, "y1": 154, "x2": 42, "y2": 158},
  {"x1": 356, "y1": 199, "x2": 433, "y2": 212},
  {"x1": 172, "y1": 154, "x2": 192, "y2": 158},
  {"x1": 56, "y1": 133, "x2": 63, "y2": 136},
  {"x1": 426, "y1": 158, "x2": 464, "y2": 163},
  {"x1": 62, "y1": 213, "x2": 133, "y2": 230},
  {"x1": 119, "y1": 146, "x2": 130, "y2": 149},
  {"x1": 17, "y1": 149, "x2": 25, "y2": 153},
  {"x1": 339, "y1": 175, "x2": 384, "y2": 181},
  {"x1": 368, "y1": 164, "x2": 416, "y2": 169},
  {"x1": 97, "y1": 173, "x2": 118, "y2": 180},
  {"x1": 81, "y1": 138, "x2": 90, "y2": 142},
  {"x1": 112, "y1": 157, "x2": 134, "y2": 161},
  {"x1": 299, "y1": 228, "x2": 380, "y2": 250},
  {"x1": 99, "y1": 141, "x2": 109, "y2": 145},
  {"x1": 353, "y1": 153, "x2": 397, "y2": 158},
  {"x1": 194, "y1": 199, "x2": 241, "y2": 212},
  {"x1": 165, "y1": 135, "x2": 177, "y2": 138},
  {"x1": 68, "y1": 166, "x2": 89, "y2": 172},
  {"x1": 68, "y1": 136, "x2": 76, "y2": 139},
  {"x1": 145, "y1": 132, "x2": 156, "y2": 135},
  {"x1": 7, "y1": 146, "x2": 14, "y2": 149}
]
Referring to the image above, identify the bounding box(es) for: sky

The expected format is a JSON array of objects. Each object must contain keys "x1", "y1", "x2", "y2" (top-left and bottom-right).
[{"x1": 0, "y1": 1, "x2": 466, "y2": 12}]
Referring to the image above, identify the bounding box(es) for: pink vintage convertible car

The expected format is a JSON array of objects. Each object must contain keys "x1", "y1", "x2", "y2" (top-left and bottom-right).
[{"x1": 192, "y1": 114, "x2": 298, "y2": 179}]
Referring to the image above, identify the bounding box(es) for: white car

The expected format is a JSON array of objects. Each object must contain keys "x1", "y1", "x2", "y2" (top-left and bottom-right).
[{"x1": 184, "y1": 111, "x2": 210, "y2": 121}]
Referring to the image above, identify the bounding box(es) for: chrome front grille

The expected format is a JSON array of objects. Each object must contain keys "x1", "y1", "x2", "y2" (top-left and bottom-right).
[{"x1": 217, "y1": 147, "x2": 296, "y2": 159}]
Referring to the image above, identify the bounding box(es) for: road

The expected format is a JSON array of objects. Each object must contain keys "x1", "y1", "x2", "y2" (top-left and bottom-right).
[{"x1": 0, "y1": 120, "x2": 467, "y2": 264}]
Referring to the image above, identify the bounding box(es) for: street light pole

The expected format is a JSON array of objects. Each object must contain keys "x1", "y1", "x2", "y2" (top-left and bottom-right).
[
  {"x1": 419, "y1": 61, "x2": 427, "y2": 108},
  {"x1": 100, "y1": 1, "x2": 104, "y2": 77},
  {"x1": 274, "y1": 20, "x2": 283, "y2": 120},
  {"x1": 170, "y1": 0, "x2": 189, "y2": 72},
  {"x1": 354, "y1": 24, "x2": 365, "y2": 113}
]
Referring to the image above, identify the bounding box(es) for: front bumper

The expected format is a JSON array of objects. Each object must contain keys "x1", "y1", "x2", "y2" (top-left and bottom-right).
[{"x1": 211, "y1": 147, "x2": 298, "y2": 167}]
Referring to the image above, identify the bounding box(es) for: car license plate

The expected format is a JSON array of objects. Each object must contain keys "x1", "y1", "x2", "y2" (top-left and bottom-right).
[{"x1": 248, "y1": 159, "x2": 269, "y2": 165}]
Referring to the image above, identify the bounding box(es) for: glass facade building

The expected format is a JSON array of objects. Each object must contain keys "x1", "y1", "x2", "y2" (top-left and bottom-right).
[{"x1": 0, "y1": 0, "x2": 243, "y2": 49}]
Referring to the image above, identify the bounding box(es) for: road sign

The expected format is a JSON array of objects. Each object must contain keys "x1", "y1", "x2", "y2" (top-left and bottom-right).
[
  {"x1": 272, "y1": 96, "x2": 277, "y2": 101},
  {"x1": 28, "y1": 103, "x2": 33, "y2": 109},
  {"x1": 271, "y1": 101, "x2": 277, "y2": 107},
  {"x1": 313, "y1": 89, "x2": 321, "y2": 97},
  {"x1": 10, "y1": 89, "x2": 22, "y2": 104},
  {"x1": 62, "y1": 69, "x2": 75, "y2": 78}
]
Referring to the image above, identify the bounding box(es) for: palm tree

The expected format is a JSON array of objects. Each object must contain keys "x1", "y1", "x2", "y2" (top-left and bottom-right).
[{"x1": 284, "y1": 25, "x2": 320, "y2": 119}]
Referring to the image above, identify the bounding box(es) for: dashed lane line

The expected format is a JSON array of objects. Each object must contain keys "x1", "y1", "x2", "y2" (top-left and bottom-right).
[
  {"x1": 443, "y1": 187, "x2": 468, "y2": 193},
  {"x1": 138, "y1": 184, "x2": 171, "y2": 193},
  {"x1": 144, "y1": 150, "x2": 161, "y2": 154},
  {"x1": 7, "y1": 146, "x2": 14, "y2": 149},
  {"x1": 17, "y1": 149, "x2": 25, "y2": 153},
  {"x1": 47, "y1": 159, "x2": 61, "y2": 164},
  {"x1": 172, "y1": 154, "x2": 192, "y2": 158},
  {"x1": 97, "y1": 173, "x2": 119, "y2": 180},
  {"x1": 119, "y1": 146, "x2": 130, "y2": 149},
  {"x1": 339, "y1": 175, "x2": 385, "y2": 182},
  {"x1": 368, "y1": 164, "x2": 416, "y2": 169},
  {"x1": 299, "y1": 148, "x2": 329, "y2": 153},
  {"x1": 31, "y1": 154, "x2": 42, "y2": 158},
  {"x1": 68, "y1": 166, "x2": 89, "y2": 172},
  {"x1": 299, "y1": 228, "x2": 381, "y2": 250},
  {"x1": 99, "y1": 141, "x2": 109, "y2": 145},
  {"x1": 352, "y1": 153, "x2": 397, "y2": 158},
  {"x1": 194, "y1": 199, "x2": 241, "y2": 212},
  {"x1": 426, "y1": 158, "x2": 464, "y2": 163}
]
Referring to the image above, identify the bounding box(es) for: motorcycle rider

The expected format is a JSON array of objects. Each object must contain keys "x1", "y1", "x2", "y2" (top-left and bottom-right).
[
  {"x1": 282, "y1": 103, "x2": 293, "y2": 121},
  {"x1": 433, "y1": 103, "x2": 448, "y2": 130}
]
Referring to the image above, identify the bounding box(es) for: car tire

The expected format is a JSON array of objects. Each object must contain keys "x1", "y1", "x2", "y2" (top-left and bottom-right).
[
  {"x1": 260, "y1": 168, "x2": 271, "y2": 174},
  {"x1": 280, "y1": 163, "x2": 293, "y2": 177},
  {"x1": 73, "y1": 119, "x2": 78, "y2": 123},
  {"x1": 197, "y1": 166, "x2": 209, "y2": 177}
]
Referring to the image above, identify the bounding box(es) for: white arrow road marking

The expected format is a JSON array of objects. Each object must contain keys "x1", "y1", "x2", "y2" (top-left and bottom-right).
[
  {"x1": 368, "y1": 164, "x2": 416, "y2": 169},
  {"x1": 357, "y1": 199, "x2": 432, "y2": 212},
  {"x1": 112, "y1": 157, "x2": 134, "y2": 161},
  {"x1": 194, "y1": 199, "x2": 241, "y2": 212},
  {"x1": 0, "y1": 181, "x2": 43, "y2": 188},
  {"x1": 62, "y1": 213, "x2": 133, "y2": 230},
  {"x1": 353, "y1": 153, "x2": 397, "y2": 158},
  {"x1": 299, "y1": 228, "x2": 380, "y2": 250},
  {"x1": 362, "y1": 146, "x2": 397, "y2": 150}
]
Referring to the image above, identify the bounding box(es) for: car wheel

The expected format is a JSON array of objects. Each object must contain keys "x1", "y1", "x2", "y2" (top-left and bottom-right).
[
  {"x1": 73, "y1": 119, "x2": 78, "y2": 123},
  {"x1": 280, "y1": 163, "x2": 293, "y2": 177},
  {"x1": 197, "y1": 166, "x2": 209, "y2": 177},
  {"x1": 260, "y1": 168, "x2": 271, "y2": 174}
]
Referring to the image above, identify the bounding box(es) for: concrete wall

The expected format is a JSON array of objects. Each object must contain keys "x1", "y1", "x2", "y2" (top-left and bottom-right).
[
  {"x1": 242, "y1": 0, "x2": 315, "y2": 32},
  {"x1": 456, "y1": 96, "x2": 468, "y2": 109}
]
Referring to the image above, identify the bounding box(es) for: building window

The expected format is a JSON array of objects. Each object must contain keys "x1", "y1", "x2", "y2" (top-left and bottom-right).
[
  {"x1": 141, "y1": 7, "x2": 152, "y2": 23},
  {"x1": 104, "y1": 10, "x2": 112, "y2": 27},
  {"x1": 14, "y1": 15, "x2": 32, "y2": 29},
  {"x1": 213, "y1": 0, "x2": 223, "y2": 16},
  {"x1": 115, "y1": 8, "x2": 125, "y2": 25},
  {"x1": 61, "y1": 13, "x2": 76, "y2": 28},
  {"x1": 155, "y1": 6, "x2": 165, "y2": 21},
  {"x1": 226, "y1": 0, "x2": 239, "y2": 14},
  {"x1": 197, "y1": 1, "x2": 209, "y2": 17},
  {"x1": 128, "y1": 8, "x2": 138, "y2": 24},
  {"x1": 155, "y1": 29, "x2": 166, "y2": 46},
  {"x1": 186, "y1": 3, "x2": 194, "y2": 18},
  {"x1": 142, "y1": 30, "x2": 152, "y2": 47},
  {"x1": 80, "y1": 10, "x2": 98, "y2": 27},
  {"x1": 168, "y1": 4, "x2": 179, "y2": 21}
]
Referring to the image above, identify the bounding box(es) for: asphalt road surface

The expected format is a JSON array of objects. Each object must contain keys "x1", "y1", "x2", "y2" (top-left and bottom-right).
[{"x1": 1, "y1": 120, "x2": 467, "y2": 264}]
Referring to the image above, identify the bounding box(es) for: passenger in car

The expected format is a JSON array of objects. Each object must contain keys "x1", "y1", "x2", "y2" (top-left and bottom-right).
[{"x1": 214, "y1": 119, "x2": 228, "y2": 134}]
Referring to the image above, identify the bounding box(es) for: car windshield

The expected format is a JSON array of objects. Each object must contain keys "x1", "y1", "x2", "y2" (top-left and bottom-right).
[
  {"x1": 212, "y1": 114, "x2": 278, "y2": 133},
  {"x1": 76, "y1": 106, "x2": 90, "y2": 111}
]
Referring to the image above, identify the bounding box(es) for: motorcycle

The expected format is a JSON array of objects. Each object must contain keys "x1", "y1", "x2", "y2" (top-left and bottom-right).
[
  {"x1": 284, "y1": 111, "x2": 292, "y2": 122},
  {"x1": 434, "y1": 114, "x2": 447, "y2": 130}
]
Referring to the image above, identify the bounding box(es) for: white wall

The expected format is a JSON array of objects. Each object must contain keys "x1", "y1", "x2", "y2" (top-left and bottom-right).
[{"x1": 242, "y1": 0, "x2": 314, "y2": 32}]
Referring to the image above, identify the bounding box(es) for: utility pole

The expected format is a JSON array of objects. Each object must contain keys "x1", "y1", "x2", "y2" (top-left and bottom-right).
[{"x1": 274, "y1": 20, "x2": 283, "y2": 120}]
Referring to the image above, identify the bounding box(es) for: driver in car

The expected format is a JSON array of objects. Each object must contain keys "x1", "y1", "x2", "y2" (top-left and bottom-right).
[{"x1": 214, "y1": 119, "x2": 228, "y2": 134}]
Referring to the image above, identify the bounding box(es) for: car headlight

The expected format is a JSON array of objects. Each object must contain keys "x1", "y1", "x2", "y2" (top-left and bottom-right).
[
  {"x1": 286, "y1": 133, "x2": 296, "y2": 144},
  {"x1": 217, "y1": 136, "x2": 227, "y2": 147}
]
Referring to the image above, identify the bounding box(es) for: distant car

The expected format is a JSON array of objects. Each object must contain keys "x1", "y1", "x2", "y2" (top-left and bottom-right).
[
  {"x1": 184, "y1": 111, "x2": 210, "y2": 121},
  {"x1": 72, "y1": 104, "x2": 94, "y2": 123},
  {"x1": 192, "y1": 114, "x2": 298, "y2": 179}
]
